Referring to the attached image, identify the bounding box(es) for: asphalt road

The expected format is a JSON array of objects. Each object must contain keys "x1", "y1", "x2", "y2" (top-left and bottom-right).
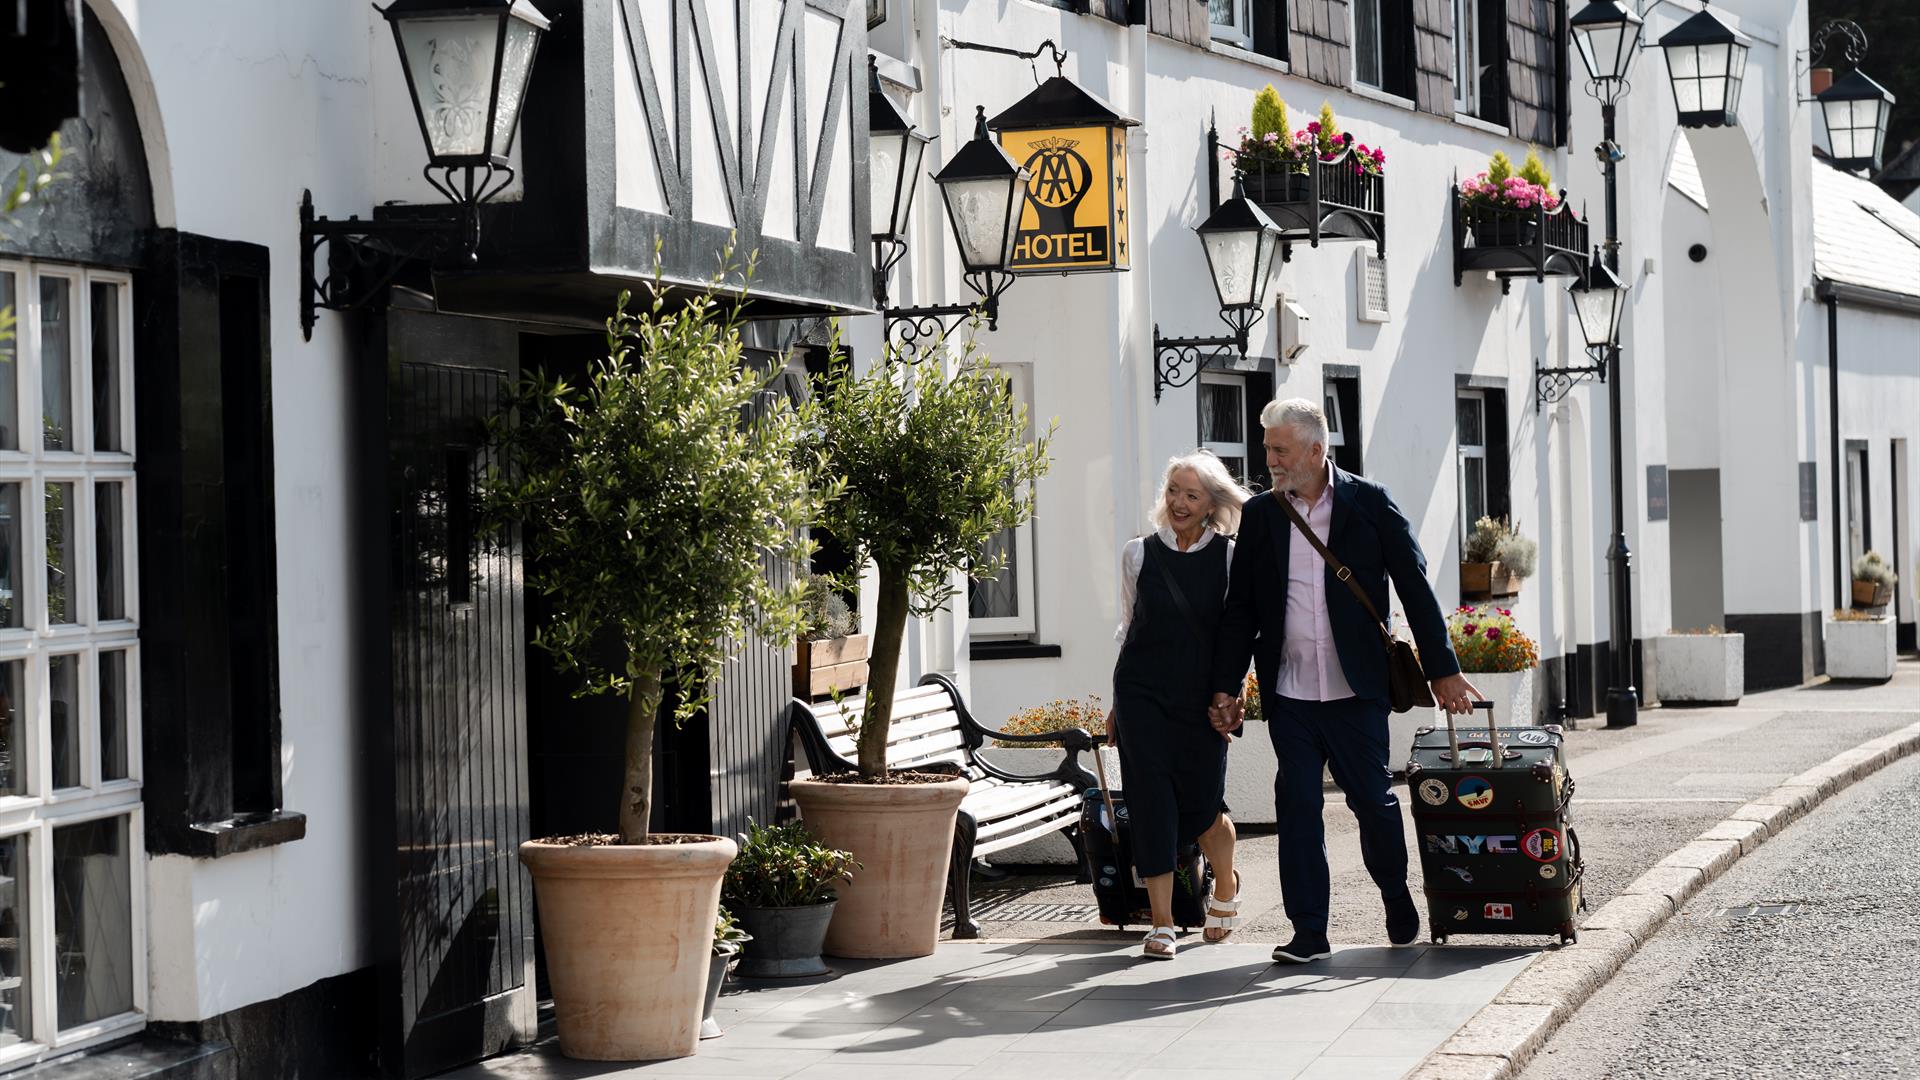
[{"x1": 1522, "y1": 748, "x2": 1920, "y2": 1079}]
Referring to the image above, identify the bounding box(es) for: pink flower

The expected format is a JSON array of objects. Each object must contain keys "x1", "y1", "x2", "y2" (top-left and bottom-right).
[
  {"x1": 1487, "y1": 628, "x2": 1503, "y2": 641},
  {"x1": 1498, "y1": 608, "x2": 1512, "y2": 616},
  {"x1": 1307, "y1": 121, "x2": 1321, "y2": 134},
  {"x1": 1463, "y1": 624, "x2": 1479, "y2": 636},
  {"x1": 1372, "y1": 149, "x2": 1386, "y2": 163}
]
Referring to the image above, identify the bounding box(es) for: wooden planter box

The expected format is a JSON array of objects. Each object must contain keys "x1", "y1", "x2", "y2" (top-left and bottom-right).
[
  {"x1": 793, "y1": 634, "x2": 869, "y2": 700},
  {"x1": 1461, "y1": 561, "x2": 1523, "y2": 600},
  {"x1": 1851, "y1": 579, "x2": 1894, "y2": 609}
]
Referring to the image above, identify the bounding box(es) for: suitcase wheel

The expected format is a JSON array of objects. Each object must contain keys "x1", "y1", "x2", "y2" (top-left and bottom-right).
[
  {"x1": 1557, "y1": 922, "x2": 1577, "y2": 946},
  {"x1": 1430, "y1": 932, "x2": 1447, "y2": 946}
]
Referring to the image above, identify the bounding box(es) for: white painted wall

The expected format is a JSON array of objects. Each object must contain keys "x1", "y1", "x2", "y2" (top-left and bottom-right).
[
  {"x1": 91, "y1": 0, "x2": 376, "y2": 1022},
  {"x1": 1821, "y1": 300, "x2": 1920, "y2": 630}
]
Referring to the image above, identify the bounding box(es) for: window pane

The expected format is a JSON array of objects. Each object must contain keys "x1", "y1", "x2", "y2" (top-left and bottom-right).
[
  {"x1": 1199, "y1": 383, "x2": 1244, "y2": 445},
  {"x1": 1355, "y1": 0, "x2": 1383, "y2": 86},
  {"x1": 39, "y1": 277, "x2": 72, "y2": 452},
  {"x1": 969, "y1": 529, "x2": 1018, "y2": 620},
  {"x1": 0, "y1": 483, "x2": 19, "y2": 629},
  {"x1": 0, "y1": 833, "x2": 29, "y2": 1047},
  {"x1": 50, "y1": 653, "x2": 79, "y2": 789},
  {"x1": 46, "y1": 481, "x2": 73, "y2": 625},
  {"x1": 1208, "y1": 0, "x2": 1239, "y2": 28},
  {"x1": 100, "y1": 650, "x2": 128, "y2": 782},
  {"x1": 0, "y1": 661, "x2": 20, "y2": 798},
  {"x1": 96, "y1": 482, "x2": 125, "y2": 621},
  {"x1": 90, "y1": 283, "x2": 123, "y2": 453},
  {"x1": 1220, "y1": 455, "x2": 1248, "y2": 487},
  {"x1": 1465, "y1": 461, "x2": 1487, "y2": 526},
  {"x1": 1456, "y1": 396, "x2": 1484, "y2": 448},
  {"x1": 54, "y1": 816, "x2": 134, "y2": 1028},
  {"x1": 0, "y1": 270, "x2": 17, "y2": 450}
]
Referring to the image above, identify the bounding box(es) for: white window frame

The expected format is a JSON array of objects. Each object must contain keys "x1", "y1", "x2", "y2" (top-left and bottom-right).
[
  {"x1": 970, "y1": 365, "x2": 1038, "y2": 639},
  {"x1": 1353, "y1": 0, "x2": 1386, "y2": 89},
  {"x1": 1324, "y1": 385, "x2": 1347, "y2": 454},
  {"x1": 1208, "y1": 0, "x2": 1254, "y2": 48},
  {"x1": 1198, "y1": 373, "x2": 1250, "y2": 487},
  {"x1": 1457, "y1": 390, "x2": 1489, "y2": 542},
  {"x1": 0, "y1": 260, "x2": 146, "y2": 1069}
]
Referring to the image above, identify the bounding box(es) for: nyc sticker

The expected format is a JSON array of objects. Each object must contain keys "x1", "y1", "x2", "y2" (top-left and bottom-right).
[
  {"x1": 1522, "y1": 827, "x2": 1563, "y2": 863},
  {"x1": 1419, "y1": 779, "x2": 1450, "y2": 806},
  {"x1": 1455, "y1": 776, "x2": 1495, "y2": 811},
  {"x1": 1484, "y1": 903, "x2": 1515, "y2": 921}
]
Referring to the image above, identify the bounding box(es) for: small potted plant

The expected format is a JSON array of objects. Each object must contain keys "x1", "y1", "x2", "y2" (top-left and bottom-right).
[
  {"x1": 723, "y1": 820, "x2": 859, "y2": 979},
  {"x1": 1459, "y1": 148, "x2": 1565, "y2": 247},
  {"x1": 702, "y1": 908, "x2": 752, "y2": 1040},
  {"x1": 794, "y1": 572, "x2": 868, "y2": 699},
  {"x1": 1446, "y1": 605, "x2": 1540, "y2": 725},
  {"x1": 1828, "y1": 607, "x2": 1897, "y2": 681},
  {"x1": 1655, "y1": 625, "x2": 1745, "y2": 705},
  {"x1": 1461, "y1": 516, "x2": 1536, "y2": 599},
  {"x1": 1851, "y1": 550, "x2": 1897, "y2": 609}
]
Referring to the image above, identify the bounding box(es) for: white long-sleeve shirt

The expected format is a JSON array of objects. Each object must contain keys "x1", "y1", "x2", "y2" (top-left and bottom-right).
[{"x1": 1115, "y1": 526, "x2": 1234, "y2": 643}]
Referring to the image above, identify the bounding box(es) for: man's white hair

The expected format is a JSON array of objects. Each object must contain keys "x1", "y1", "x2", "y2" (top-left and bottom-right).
[
  {"x1": 1260, "y1": 396, "x2": 1329, "y2": 448},
  {"x1": 1148, "y1": 451, "x2": 1252, "y2": 535}
]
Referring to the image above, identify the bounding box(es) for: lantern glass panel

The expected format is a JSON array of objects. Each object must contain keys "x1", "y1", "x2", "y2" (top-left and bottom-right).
[
  {"x1": 397, "y1": 15, "x2": 505, "y2": 159},
  {"x1": 490, "y1": 16, "x2": 541, "y2": 156},
  {"x1": 869, "y1": 129, "x2": 906, "y2": 237},
  {"x1": 1202, "y1": 228, "x2": 1262, "y2": 308},
  {"x1": 941, "y1": 175, "x2": 1020, "y2": 271},
  {"x1": 1575, "y1": 24, "x2": 1629, "y2": 83},
  {"x1": 1570, "y1": 284, "x2": 1620, "y2": 350}
]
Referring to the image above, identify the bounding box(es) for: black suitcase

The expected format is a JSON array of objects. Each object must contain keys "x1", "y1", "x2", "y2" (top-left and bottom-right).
[
  {"x1": 1080, "y1": 755, "x2": 1213, "y2": 932},
  {"x1": 1406, "y1": 701, "x2": 1584, "y2": 945}
]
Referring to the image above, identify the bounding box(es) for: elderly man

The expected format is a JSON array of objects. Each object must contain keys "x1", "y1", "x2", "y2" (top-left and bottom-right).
[{"x1": 1211, "y1": 397, "x2": 1478, "y2": 962}]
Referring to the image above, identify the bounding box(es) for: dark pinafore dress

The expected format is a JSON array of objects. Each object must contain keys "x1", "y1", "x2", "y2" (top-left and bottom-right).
[{"x1": 1112, "y1": 533, "x2": 1230, "y2": 878}]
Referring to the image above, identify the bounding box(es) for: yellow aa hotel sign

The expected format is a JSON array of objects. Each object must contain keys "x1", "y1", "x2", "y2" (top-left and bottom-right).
[{"x1": 997, "y1": 124, "x2": 1131, "y2": 274}]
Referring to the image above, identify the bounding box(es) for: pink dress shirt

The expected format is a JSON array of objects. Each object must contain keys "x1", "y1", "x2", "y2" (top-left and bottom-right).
[{"x1": 1275, "y1": 462, "x2": 1355, "y2": 702}]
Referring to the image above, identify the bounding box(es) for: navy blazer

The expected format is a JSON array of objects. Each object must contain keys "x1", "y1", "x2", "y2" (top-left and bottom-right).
[{"x1": 1212, "y1": 465, "x2": 1460, "y2": 702}]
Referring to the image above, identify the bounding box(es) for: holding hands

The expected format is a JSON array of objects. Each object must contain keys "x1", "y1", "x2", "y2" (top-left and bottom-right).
[{"x1": 1208, "y1": 692, "x2": 1243, "y2": 739}]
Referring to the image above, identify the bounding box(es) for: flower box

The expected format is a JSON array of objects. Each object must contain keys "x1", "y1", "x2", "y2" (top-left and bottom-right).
[
  {"x1": 1242, "y1": 170, "x2": 1311, "y2": 205},
  {"x1": 1461, "y1": 561, "x2": 1523, "y2": 599},
  {"x1": 1851, "y1": 579, "x2": 1894, "y2": 609},
  {"x1": 1656, "y1": 632, "x2": 1745, "y2": 705},
  {"x1": 793, "y1": 633, "x2": 868, "y2": 700},
  {"x1": 1827, "y1": 616, "x2": 1897, "y2": 681}
]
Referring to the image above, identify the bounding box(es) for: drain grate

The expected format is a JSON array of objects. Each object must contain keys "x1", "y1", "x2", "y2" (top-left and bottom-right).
[
  {"x1": 979, "y1": 902, "x2": 1100, "y2": 923},
  {"x1": 1714, "y1": 903, "x2": 1803, "y2": 919}
]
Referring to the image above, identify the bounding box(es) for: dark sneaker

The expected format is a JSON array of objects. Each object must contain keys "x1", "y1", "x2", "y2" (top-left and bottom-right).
[
  {"x1": 1386, "y1": 891, "x2": 1420, "y2": 947},
  {"x1": 1271, "y1": 931, "x2": 1332, "y2": 964}
]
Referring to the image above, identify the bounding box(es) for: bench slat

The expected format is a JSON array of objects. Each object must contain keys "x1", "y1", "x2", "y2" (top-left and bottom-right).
[
  {"x1": 963, "y1": 777, "x2": 1076, "y2": 819},
  {"x1": 973, "y1": 789, "x2": 1081, "y2": 844}
]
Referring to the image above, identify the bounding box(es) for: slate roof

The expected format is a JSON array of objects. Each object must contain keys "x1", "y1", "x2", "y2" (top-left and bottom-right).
[{"x1": 1813, "y1": 158, "x2": 1920, "y2": 300}]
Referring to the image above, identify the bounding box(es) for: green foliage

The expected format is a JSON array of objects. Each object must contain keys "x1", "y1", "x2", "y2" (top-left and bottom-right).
[
  {"x1": 801, "y1": 571, "x2": 859, "y2": 640},
  {"x1": 1487, "y1": 150, "x2": 1516, "y2": 185},
  {"x1": 1463, "y1": 515, "x2": 1509, "y2": 563},
  {"x1": 1447, "y1": 605, "x2": 1540, "y2": 673},
  {"x1": 1315, "y1": 102, "x2": 1341, "y2": 156},
  {"x1": 1519, "y1": 147, "x2": 1553, "y2": 191},
  {"x1": 994, "y1": 694, "x2": 1104, "y2": 746},
  {"x1": 1251, "y1": 85, "x2": 1289, "y2": 144},
  {"x1": 486, "y1": 277, "x2": 827, "y2": 715},
  {"x1": 714, "y1": 906, "x2": 753, "y2": 953},
  {"x1": 723, "y1": 820, "x2": 859, "y2": 908},
  {"x1": 1463, "y1": 515, "x2": 1536, "y2": 578},
  {"x1": 1853, "y1": 549, "x2": 1897, "y2": 586}
]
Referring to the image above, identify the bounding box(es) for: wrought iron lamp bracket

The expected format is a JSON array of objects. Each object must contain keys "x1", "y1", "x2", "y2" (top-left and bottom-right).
[
  {"x1": 881, "y1": 269, "x2": 1016, "y2": 353},
  {"x1": 1534, "y1": 353, "x2": 1608, "y2": 411},
  {"x1": 1153, "y1": 323, "x2": 1250, "y2": 403}
]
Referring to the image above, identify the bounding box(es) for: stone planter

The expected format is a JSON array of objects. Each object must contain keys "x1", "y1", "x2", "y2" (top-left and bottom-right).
[
  {"x1": 1827, "y1": 616, "x2": 1897, "y2": 681},
  {"x1": 519, "y1": 835, "x2": 737, "y2": 1061},
  {"x1": 700, "y1": 947, "x2": 738, "y2": 1040},
  {"x1": 1656, "y1": 632, "x2": 1745, "y2": 704},
  {"x1": 733, "y1": 901, "x2": 836, "y2": 979},
  {"x1": 789, "y1": 776, "x2": 967, "y2": 958}
]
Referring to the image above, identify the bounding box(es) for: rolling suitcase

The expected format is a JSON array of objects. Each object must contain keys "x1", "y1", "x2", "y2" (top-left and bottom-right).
[
  {"x1": 1080, "y1": 751, "x2": 1213, "y2": 932},
  {"x1": 1406, "y1": 701, "x2": 1584, "y2": 945}
]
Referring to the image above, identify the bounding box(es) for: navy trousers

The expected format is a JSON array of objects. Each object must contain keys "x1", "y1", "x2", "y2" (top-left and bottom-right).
[{"x1": 1267, "y1": 693, "x2": 1410, "y2": 933}]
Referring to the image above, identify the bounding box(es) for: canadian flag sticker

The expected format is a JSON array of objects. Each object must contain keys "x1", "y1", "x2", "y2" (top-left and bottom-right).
[{"x1": 1484, "y1": 903, "x2": 1515, "y2": 921}]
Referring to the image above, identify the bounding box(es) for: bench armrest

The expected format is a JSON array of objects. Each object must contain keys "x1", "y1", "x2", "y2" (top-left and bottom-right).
[{"x1": 982, "y1": 727, "x2": 1095, "y2": 752}]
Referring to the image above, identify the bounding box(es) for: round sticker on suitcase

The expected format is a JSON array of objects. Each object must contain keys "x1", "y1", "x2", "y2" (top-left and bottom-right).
[
  {"x1": 1455, "y1": 776, "x2": 1494, "y2": 811},
  {"x1": 1516, "y1": 729, "x2": 1552, "y2": 745},
  {"x1": 1418, "y1": 779, "x2": 1450, "y2": 806},
  {"x1": 1522, "y1": 827, "x2": 1563, "y2": 862}
]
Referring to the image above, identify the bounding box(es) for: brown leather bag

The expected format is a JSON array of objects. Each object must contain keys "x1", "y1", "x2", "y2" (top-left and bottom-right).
[{"x1": 1277, "y1": 497, "x2": 1436, "y2": 714}]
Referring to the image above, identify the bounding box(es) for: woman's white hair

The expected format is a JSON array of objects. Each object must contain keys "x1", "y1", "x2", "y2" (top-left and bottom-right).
[
  {"x1": 1260, "y1": 397, "x2": 1329, "y2": 449},
  {"x1": 1148, "y1": 451, "x2": 1252, "y2": 535}
]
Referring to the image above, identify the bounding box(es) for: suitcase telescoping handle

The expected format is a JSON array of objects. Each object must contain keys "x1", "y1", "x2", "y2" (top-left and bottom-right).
[
  {"x1": 1444, "y1": 700, "x2": 1503, "y2": 767},
  {"x1": 1092, "y1": 741, "x2": 1121, "y2": 840}
]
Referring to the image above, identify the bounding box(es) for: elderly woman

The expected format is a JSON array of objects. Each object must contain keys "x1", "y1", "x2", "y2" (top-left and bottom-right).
[{"x1": 1109, "y1": 451, "x2": 1251, "y2": 959}]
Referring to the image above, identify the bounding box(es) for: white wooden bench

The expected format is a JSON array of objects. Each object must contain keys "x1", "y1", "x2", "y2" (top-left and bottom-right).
[{"x1": 786, "y1": 672, "x2": 1098, "y2": 938}]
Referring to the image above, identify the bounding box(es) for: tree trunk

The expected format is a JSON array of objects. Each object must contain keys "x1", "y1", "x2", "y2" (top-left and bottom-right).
[
  {"x1": 620, "y1": 668, "x2": 664, "y2": 843},
  {"x1": 856, "y1": 565, "x2": 912, "y2": 778}
]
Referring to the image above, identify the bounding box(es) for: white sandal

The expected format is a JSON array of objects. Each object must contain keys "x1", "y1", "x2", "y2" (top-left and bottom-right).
[
  {"x1": 1142, "y1": 926, "x2": 1178, "y2": 960},
  {"x1": 1204, "y1": 871, "x2": 1243, "y2": 942}
]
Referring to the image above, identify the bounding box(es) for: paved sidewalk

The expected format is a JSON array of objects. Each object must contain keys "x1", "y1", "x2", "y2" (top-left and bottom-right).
[{"x1": 438, "y1": 941, "x2": 1532, "y2": 1080}]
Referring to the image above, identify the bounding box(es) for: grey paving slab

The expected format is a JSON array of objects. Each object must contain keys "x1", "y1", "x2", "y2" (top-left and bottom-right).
[
  {"x1": 1297, "y1": 1055, "x2": 1429, "y2": 1079},
  {"x1": 955, "y1": 1051, "x2": 1142, "y2": 1079},
  {"x1": 1143, "y1": 1033, "x2": 1335, "y2": 1072}
]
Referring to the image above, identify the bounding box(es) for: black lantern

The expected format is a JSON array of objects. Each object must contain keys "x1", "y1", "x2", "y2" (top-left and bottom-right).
[
  {"x1": 383, "y1": 0, "x2": 551, "y2": 172},
  {"x1": 1567, "y1": 252, "x2": 1626, "y2": 352},
  {"x1": 868, "y1": 58, "x2": 933, "y2": 305},
  {"x1": 933, "y1": 106, "x2": 1031, "y2": 279},
  {"x1": 1196, "y1": 177, "x2": 1283, "y2": 336},
  {"x1": 1818, "y1": 69, "x2": 1897, "y2": 173},
  {"x1": 1569, "y1": 0, "x2": 1644, "y2": 87},
  {"x1": 1658, "y1": 8, "x2": 1749, "y2": 128}
]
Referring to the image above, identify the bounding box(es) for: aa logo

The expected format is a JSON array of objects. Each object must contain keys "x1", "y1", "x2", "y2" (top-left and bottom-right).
[{"x1": 1023, "y1": 137, "x2": 1091, "y2": 215}]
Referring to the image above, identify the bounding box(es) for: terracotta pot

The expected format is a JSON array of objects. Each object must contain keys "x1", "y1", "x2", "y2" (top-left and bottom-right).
[
  {"x1": 520, "y1": 835, "x2": 737, "y2": 1061},
  {"x1": 789, "y1": 776, "x2": 968, "y2": 958}
]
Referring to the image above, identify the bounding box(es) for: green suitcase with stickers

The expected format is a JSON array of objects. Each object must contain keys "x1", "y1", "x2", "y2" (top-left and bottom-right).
[{"x1": 1405, "y1": 700, "x2": 1584, "y2": 945}]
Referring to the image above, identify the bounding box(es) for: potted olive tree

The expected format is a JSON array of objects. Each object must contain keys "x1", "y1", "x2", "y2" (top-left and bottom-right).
[
  {"x1": 486, "y1": 282, "x2": 826, "y2": 1061},
  {"x1": 723, "y1": 820, "x2": 858, "y2": 978},
  {"x1": 792, "y1": 337, "x2": 1051, "y2": 958}
]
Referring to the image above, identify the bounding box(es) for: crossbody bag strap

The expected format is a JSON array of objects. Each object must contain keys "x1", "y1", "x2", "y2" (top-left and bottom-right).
[
  {"x1": 1275, "y1": 495, "x2": 1395, "y2": 646},
  {"x1": 1142, "y1": 536, "x2": 1206, "y2": 638}
]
